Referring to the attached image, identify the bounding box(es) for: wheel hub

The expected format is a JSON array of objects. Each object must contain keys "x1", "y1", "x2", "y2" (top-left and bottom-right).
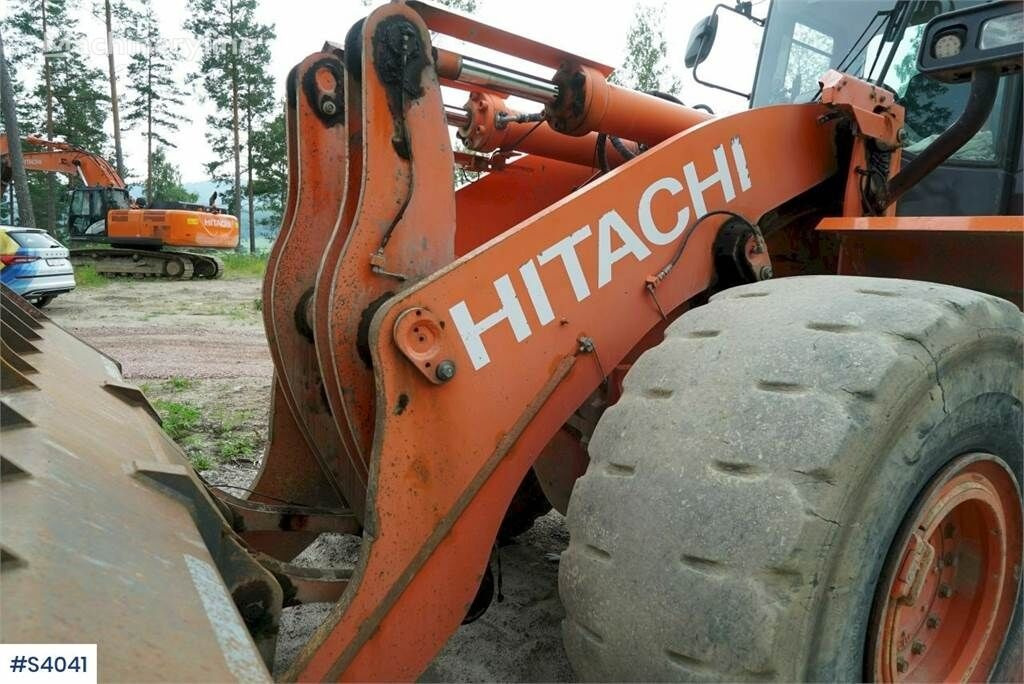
[{"x1": 870, "y1": 454, "x2": 1022, "y2": 682}]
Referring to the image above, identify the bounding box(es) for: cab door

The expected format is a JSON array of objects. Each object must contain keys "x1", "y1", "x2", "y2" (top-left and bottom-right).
[{"x1": 67, "y1": 188, "x2": 108, "y2": 239}]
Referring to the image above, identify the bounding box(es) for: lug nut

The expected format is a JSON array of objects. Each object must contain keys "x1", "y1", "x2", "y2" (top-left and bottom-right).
[
  {"x1": 911, "y1": 641, "x2": 925, "y2": 655},
  {"x1": 435, "y1": 360, "x2": 456, "y2": 382}
]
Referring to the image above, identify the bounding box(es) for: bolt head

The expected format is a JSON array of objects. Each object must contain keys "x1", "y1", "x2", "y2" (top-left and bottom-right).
[
  {"x1": 435, "y1": 360, "x2": 456, "y2": 382},
  {"x1": 939, "y1": 583, "x2": 953, "y2": 598},
  {"x1": 926, "y1": 614, "x2": 940, "y2": 628},
  {"x1": 320, "y1": 99, "x2": 337, "y2": 116},
  {"x1": 911, "y1": 640, "x2": 926, "y2": 655},
  {"x1": 897, "y1": 657, "x2": 908, "y2": 673},
  {"x1": 897, "y1": 127, "x2": 908, "y2": 145},
  {"x1": 758, "y1": 265, "x2": 774, "y2": 280}
]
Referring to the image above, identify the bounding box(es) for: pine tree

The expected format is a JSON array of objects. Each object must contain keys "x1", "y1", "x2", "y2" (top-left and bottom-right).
[
  {"x1": 103, "y1": 0, "x2": 125, "y2": 178},
  {"x1": 185, "y1": 0, "x2": 276, "y2": 253},
  {"x1": 0, "y1": 27, "x2": 35, "y2": 227},
  {"x1": 248, "y1": 108, "x2": 286, "y2": 238},
  {"x1": 4, "y1": 0, "x2": 109, "y2": 235},
  {"x1": 148, "y1": 147, "x2": 198, "y2": 204},
  {"x1": 610, "y1": 3, "x2": 680, "y2": 95},
  {"x1": 240, "y1": 23, "x2": 276, "y2": 252},
  {"x1": 118, "y1": 0, "x2": 188, "y2": 205}
]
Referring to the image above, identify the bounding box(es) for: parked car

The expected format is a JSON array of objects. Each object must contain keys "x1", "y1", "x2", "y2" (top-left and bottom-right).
[{"x1": 0, "y1": 226, "x2": 76, "y2": 307}]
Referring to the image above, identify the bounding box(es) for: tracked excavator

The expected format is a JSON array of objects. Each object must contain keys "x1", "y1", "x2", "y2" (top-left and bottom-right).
[
  {"x1": 2, "y1": 0, "x2": 1022, "y2": 681},
  {"x1": 0, "y1": 135, "x2": 238, "y2": 279}
]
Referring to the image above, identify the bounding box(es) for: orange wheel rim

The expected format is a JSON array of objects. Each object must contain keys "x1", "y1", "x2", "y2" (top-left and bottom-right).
[{"x1": 870, "y1": 454, "x2": 1023, "y2": 682}]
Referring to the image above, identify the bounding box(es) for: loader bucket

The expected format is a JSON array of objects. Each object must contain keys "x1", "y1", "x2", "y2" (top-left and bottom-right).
[{"x1": 0, "y1": 284, "x2": 276, "y2": 682}]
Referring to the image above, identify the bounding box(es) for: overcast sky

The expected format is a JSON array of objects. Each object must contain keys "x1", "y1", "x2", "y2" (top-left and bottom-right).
[{"x1": 7, "y1": 0, "x2": 766, "y2": 183}]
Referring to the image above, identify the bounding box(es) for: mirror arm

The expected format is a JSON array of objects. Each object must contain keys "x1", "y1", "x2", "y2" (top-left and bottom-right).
[
  {"x1": 690, "y1": 2, "x2": 760, "y2": 100},
  {"x1": 881, "y1": 67, "x2": 999, "y2": 211},
  {"x1": 693, "y1": 60, "x2": 752, "y2": 99}
]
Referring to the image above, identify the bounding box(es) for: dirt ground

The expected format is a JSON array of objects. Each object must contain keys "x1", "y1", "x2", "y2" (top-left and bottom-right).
[{"x1": 48, "y1": 276, "x2": 574, "y2": 682}]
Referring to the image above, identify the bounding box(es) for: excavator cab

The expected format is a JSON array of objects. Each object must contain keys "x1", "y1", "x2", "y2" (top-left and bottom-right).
[{"x1": 67, "y1": 186, "x2": 132, "y2": 239}]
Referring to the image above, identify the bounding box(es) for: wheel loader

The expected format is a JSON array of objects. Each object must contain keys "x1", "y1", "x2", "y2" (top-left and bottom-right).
[
  {"x1": 0, "y1": 135, "x2": 239, "y2": 279},
  {"x1": 1, "y1": 0, "x2": 1022, "y2": 681}
]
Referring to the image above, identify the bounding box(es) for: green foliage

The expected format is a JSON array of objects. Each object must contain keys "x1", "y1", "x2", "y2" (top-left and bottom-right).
[
  {"x1": 73, "y1": 264, "x2": 109, "y2": 288},
  {"x1": 249, "y1": 109, "x2": 287, "y2": 238},
  {"x1": 148, "y1": 148, "x2": 199, "y2": 203},
  {"x1": 189, "y1": 451, "x2": 214, "y2": 471},
  {"x1": 219, "y1": 251, "x2": 267, "y2": 278},
  {"x1": 4, "y1": 0, "x2": 111, "y2": 232},
  {"x1": 185, "y1": 0, "x2": 277, "y2": 253},
  {"x1": 218, "y1": 433, "x2": 257, "y2": 461},
  {"x1": 115, "y1": 0, "x2": 189, "y2": 204},
  {"x1": 163, "y1": 376, "x2": 196, "y2": 391},
  {"x1": 610, "y1": 3, "x2": 680, "y2": 94},
  {"x1": 152, "y1": 399, "x2": 201, "y2": 440}
]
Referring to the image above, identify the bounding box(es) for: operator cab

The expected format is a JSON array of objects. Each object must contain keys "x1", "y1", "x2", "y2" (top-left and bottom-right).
[
  {"x1": 693, "y1": 0, "x2": 1022, "y2": 216},
  {"x1": 67, "y1": 186, "x2": 132, "y2": 241}
]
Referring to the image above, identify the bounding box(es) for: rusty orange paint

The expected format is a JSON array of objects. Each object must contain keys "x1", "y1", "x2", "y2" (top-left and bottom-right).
[
  {"x1": 818, "y1": 215, "x2": 1024, "y2": 233},
  {"x1": 261, "y1": 52, "x2": 365, "y2": 519},
  {"x1": 820, "y1": 216, "x2": 1024, "y2": 305},
  {"x1": 247, "y1": 379, "x2": 342, "y2": 560},
  {"x1": 454, "y1": 154, "x2": 597, "y2": 256},
  {"x1": 291, "y1": 102, "x2": 839, "y2": 681},
  {"x1": 869, "y1": 455, "x2": 1022, "y2": 682},
  {"x1": 548, "y1": 64, "x2": 712, "y2": 145},
  {"x1": 319, "y1": 3, "x2": 455, "y2": 473},
  {"x1": 458, "y1": 92, "x2": 631, "y2": 169},
  {"x1": 310, "y1": 50, "x2": 367, "y2": 500},
  {"x1": 818, "y1": 71, "x2": 905, "y2": 217},
  {"x1": 411, "y1": 2, "x2": 613, "y2": 77}
]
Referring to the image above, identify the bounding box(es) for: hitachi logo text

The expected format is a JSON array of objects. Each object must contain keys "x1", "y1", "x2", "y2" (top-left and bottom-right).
[{"x1": 450, "y1": 137, "x2": 751, "y2": 370}]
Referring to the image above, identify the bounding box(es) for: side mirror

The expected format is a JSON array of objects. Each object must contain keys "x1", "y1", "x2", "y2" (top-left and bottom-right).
[
  {"x1": 917, "y1": 0, "x2": 1022, "y2": 83},
  {"x1": 685, "y1": 14, "x2": 719, "y2": 69}
]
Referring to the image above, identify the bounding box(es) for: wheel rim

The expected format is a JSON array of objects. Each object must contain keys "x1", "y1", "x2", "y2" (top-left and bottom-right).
[{"x1": 870, "y1": 453, "x2": 1022, "y2": 682}]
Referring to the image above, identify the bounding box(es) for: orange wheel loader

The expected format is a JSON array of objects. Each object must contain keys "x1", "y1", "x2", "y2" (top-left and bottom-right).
[
  {"x1": 1, "y1": 0, "x2": 1021, "y2": 681},
  {"x1": 1, "y1": 135, "x2": 239, "y2": 279}
]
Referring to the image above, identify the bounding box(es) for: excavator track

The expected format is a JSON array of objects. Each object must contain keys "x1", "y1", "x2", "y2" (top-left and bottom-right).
[{"x1": 70, "y1": 248, "x2": 224, "y2": 280}]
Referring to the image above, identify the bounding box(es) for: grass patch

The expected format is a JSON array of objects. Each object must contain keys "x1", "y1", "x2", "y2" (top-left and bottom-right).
[
  {"x1": 220, "y1": 251, "x2": 268, "y2": 279},
  {"x1": 219, "y1": 434, "x2": 258, "y2": 461},
  {"x1": 73, "y1": 264, "x2": 109, "y2": 288},
  {"x1": 162, "y1": 376, "x2": 195, "y2": 391},
  {"x1": 190, "y1": 452, "x2": 214, "y2": 471},
  {"x1": 146, "y1": 388, "x2": 263, "y2": 473},
  {"x1": 152, "y1": 399, "x2": 201, "y2": 440}
]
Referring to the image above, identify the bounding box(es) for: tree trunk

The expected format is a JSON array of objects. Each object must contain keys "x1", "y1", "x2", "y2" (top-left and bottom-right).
[
  {"x1": 0, "y1": 28, "x2": 35, "y2": 228},
  {"x1": 104, "y1": 0, "x2": 125, "y2": 179},
  {"x1": 229, "y1": 0, "x2": 242, "y2": 252},
  {"x1": 42, "y1": 0, "x2": 56, "y2": 235},
  {"x1": 246, "y1": 102, "x2": 255, "y2": 253},
  {"x1": 146, "y1": 47, "x2": 153, "y2": 205}
]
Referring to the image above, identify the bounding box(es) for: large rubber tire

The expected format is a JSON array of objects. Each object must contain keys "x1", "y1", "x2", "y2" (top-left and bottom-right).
[{"x1": 560, "y1": 276, "x2": 1023, "y2": 682}]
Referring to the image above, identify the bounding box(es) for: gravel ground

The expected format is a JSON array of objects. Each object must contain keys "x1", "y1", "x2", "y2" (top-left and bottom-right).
[{"x1": 48, "y1": 276, "x2": 574, "y2": 682}]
